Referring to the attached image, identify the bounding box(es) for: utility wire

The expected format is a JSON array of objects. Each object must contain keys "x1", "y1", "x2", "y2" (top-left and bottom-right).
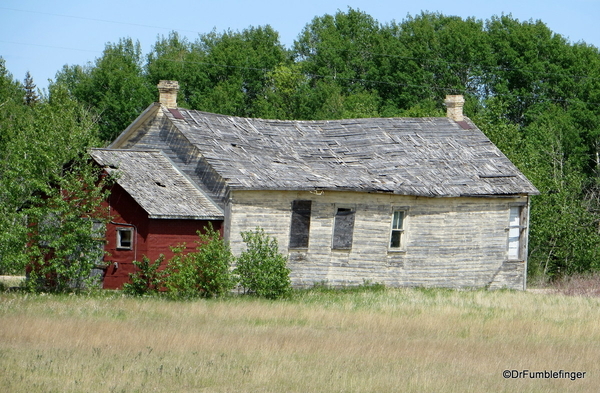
[{"x1": 0, "y1": 6, "x2": 201, "y2": 35}]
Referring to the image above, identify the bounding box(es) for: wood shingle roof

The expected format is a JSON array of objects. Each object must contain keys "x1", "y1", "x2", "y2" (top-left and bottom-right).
[
  {"x1": 90, "y1": 148, "x2": 223, "y2": 219},
  {"x1": 161, "y1": 108, "x2": 538, "y2": 197}
]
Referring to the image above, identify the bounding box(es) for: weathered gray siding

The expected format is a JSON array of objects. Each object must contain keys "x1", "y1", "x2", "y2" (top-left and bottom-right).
[{"x1": 227, "y1": 190, "x2": 528, "y2": 290}]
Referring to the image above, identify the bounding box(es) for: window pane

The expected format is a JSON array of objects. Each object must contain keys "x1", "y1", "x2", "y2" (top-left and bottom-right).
[
  {"x1": 393, "y1": 211, "x2": 404, "y2": 230},
  {"x1": 508, "y1": 206, "x2": 521, "y2": 260},
  {"x1": 118, "y1": 229, "x2": 132, "y2": 249},
  {"x1": 509, "y1": 206, "x2": 520, "y2": 228},
  {"x1": 390, "y1": 230, "x2": 401, "y2": 248}
]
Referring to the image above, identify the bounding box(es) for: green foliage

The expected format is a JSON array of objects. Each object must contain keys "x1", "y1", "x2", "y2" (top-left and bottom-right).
[
  {"x1": 23, "y1": 71, "x2": 40, "y2": 106},
  {"x1": 123, "y1": 255, "x2": 165, "y2": 296},
  {"x1": 0, "y1": 67, "x2": 107, "y2": 287},
  {"x1": 516, "y1": 105, "x2": 600, "y2": 278},
  {"x1": 146, "y1": 26, "x2": 289, "y2": 118},
  {"x1": 56, "y1": 38, "x2": 153, "y2": 141},
  {"x1": 163, "y1": 225, "x2": 235, "y2": 299},
  {"x1": 235, "y1": 227, "x2": 291, "y2": 299},
  {"x1": 25, "y1": 160, "x2": 110, "y2": 293}
]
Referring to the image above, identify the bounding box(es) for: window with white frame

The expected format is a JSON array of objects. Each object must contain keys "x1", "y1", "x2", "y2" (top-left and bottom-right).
[
  {"x1": 116, "y1": 228, "x2": 133, "y2": 250},
  {"x1": 507, "y1": 205, "x2": 525, "y2": 260},
  {"x1": 389, "y1": 209, "x2": 406, "y2": 250}
]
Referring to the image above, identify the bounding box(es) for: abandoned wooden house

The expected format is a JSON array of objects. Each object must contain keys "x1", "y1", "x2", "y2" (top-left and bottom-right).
[{"x1": 95, "y1": 80, "x2": 538, "y2": 290}]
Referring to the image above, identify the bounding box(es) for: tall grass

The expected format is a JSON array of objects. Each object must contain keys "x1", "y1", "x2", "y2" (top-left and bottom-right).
[{"x1": 1, "y1": 288, "x2": 598, "y2": 392}]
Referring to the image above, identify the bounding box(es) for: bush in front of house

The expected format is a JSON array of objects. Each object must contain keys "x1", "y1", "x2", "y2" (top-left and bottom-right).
[
  {"x1": 123, "y1": 225, "x2": 291, "y2": 300},
  {"x1": 163, "y1": 225, "x2": 236, "y2": 299},
  {"x1": 235, "y1": 227, "x2": 292, "y2": 300},
  {"x1": 123, "y1": 255, "x2": 165, "y2": 296}
]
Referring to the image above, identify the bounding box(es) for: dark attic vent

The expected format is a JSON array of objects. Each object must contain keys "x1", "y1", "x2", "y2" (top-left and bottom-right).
[
  {"x1": 456, "y1": 120, "x2": 473, "y2": 130},
  {"x1": 155, "y1": 181, "x2": 167, "y2": 187},
  {"x1": 168, "y1": 108, "x2": 184, "y2": 119}
]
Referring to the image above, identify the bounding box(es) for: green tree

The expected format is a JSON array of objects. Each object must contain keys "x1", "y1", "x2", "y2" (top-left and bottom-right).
[
  {"x1": 145, "y1": 31, "x2": 199, "y2": 109},
  {"x1": 56, "y1": 38, "x2": 153, "y2": 141},
  {"x1": 388, "y1": 12, "x2": 488, "y2": 109},
  {"x1": 253, "y1": 63, "x2": 310, "y2": 119},
  {"x1": 147, "y1": 27, "x2": 289, "y2": 117},
  {"x1": 0, "y1": 72, "x2": 108, "y2": 288},
  {"x1": 23, "y1": 71, "x2": 40, "y2": 106},
  {"x1": 25, "y1": 160, "x2": 110, "y2": 292},
  {"x1": 0, "y1": 58, "x2": 30, "y2": 273},
  {"x1": 516, "y1": 105, "x2": 600, "y2": 278},
  {"x1": 294, "y1": 8, "x2": 384, "y2": 92}
]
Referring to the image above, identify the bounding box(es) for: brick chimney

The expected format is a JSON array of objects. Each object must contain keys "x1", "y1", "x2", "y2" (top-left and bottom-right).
[
  {"x1": 157, "y1": 80, "x2": 179, "y2": 108},
  {"x1": 444, "y1": 95, "x2": 465, "y2": 122}
]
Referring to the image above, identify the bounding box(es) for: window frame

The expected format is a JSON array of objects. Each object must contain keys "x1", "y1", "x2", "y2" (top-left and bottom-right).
[
  {"x1": 507, "y1": 203, "x2": 527, "y2": 261},
  {"x1": 116, "y1": 227, "x2": 134, "y2": 250},
  {"x1": 389, "y1": 207, "x2": 408, "y2": 252},
  {"x1": 331, "y1": 205, "x2": 356, "y2": 250}
]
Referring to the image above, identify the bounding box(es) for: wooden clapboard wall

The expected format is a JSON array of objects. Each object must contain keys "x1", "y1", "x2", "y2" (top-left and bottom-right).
[{"x1": 227, "y1": 190, "x2": 528, "y2": 290}]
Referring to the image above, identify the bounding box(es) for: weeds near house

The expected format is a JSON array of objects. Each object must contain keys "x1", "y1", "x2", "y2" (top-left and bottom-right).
[{"x1": 548, "y1": 272, "x2": 600, "y2": 297}]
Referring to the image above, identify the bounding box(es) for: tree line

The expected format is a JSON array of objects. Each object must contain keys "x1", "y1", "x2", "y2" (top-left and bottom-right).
[{"x1": 1, "y1": 8, "x2": 600, "y2": 283}]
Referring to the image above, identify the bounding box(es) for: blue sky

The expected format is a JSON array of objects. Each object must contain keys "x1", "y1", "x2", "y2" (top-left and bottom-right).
[{"x1": 1, "y1": 0, "x2": 599, "y2": 91}]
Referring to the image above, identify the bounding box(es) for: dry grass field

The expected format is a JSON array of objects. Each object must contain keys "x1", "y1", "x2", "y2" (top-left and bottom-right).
[{"x1": 1, "y1": 286, "x2": 599, "y2": 392}]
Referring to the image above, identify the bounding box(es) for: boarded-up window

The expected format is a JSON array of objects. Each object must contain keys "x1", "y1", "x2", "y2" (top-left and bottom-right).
[
  {"x1": 332, "y1": 207, "x2": 355, "y2": 250},
  {"x1": 289, "y1": 200, "x2": 312, "y2": 249},
  {"x1": 390, "y1": 210, "x2": 405, "y2": 249},
  {"x1": 508, "y1": 206, "x2": 524, "y2": 260}
]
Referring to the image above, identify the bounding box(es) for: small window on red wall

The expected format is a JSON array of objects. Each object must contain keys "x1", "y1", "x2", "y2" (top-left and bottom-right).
[{"x1": 116, "y1": 228, "x2": 133, "y2": 250}]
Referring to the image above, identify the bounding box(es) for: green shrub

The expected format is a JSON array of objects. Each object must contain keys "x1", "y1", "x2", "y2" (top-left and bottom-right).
[
  {"x1": 163, "y1": 225, "x2": 235, "y2": 299},
  {"x1": 235, "y1": 227, "x2": 291, "y2": 299},
  {"x1": 123, "y1": 255, "x2": 165, "y2": 296}
]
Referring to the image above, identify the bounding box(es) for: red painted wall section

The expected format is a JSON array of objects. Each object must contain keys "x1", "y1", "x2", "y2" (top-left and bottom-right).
[{"x1": 101, "y1": 183, "x2": 223, "y2": 289}]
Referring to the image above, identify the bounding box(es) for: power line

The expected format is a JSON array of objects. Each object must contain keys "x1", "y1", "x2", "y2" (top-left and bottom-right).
[
  {"x1": 0, "y1": 40, "x2": 100, "y2": 54},
  {"x1": 0, "y1": 6, "x2": 201, "y2": 35}
]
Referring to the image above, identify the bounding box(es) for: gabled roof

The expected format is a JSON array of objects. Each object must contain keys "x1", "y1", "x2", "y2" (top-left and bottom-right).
[
  {"x1": 151, "y1": 107, "x2": 538, "y2": 197},
  {"x1": 90, "y1": 148, "x2": 223, "y2": 220}
]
